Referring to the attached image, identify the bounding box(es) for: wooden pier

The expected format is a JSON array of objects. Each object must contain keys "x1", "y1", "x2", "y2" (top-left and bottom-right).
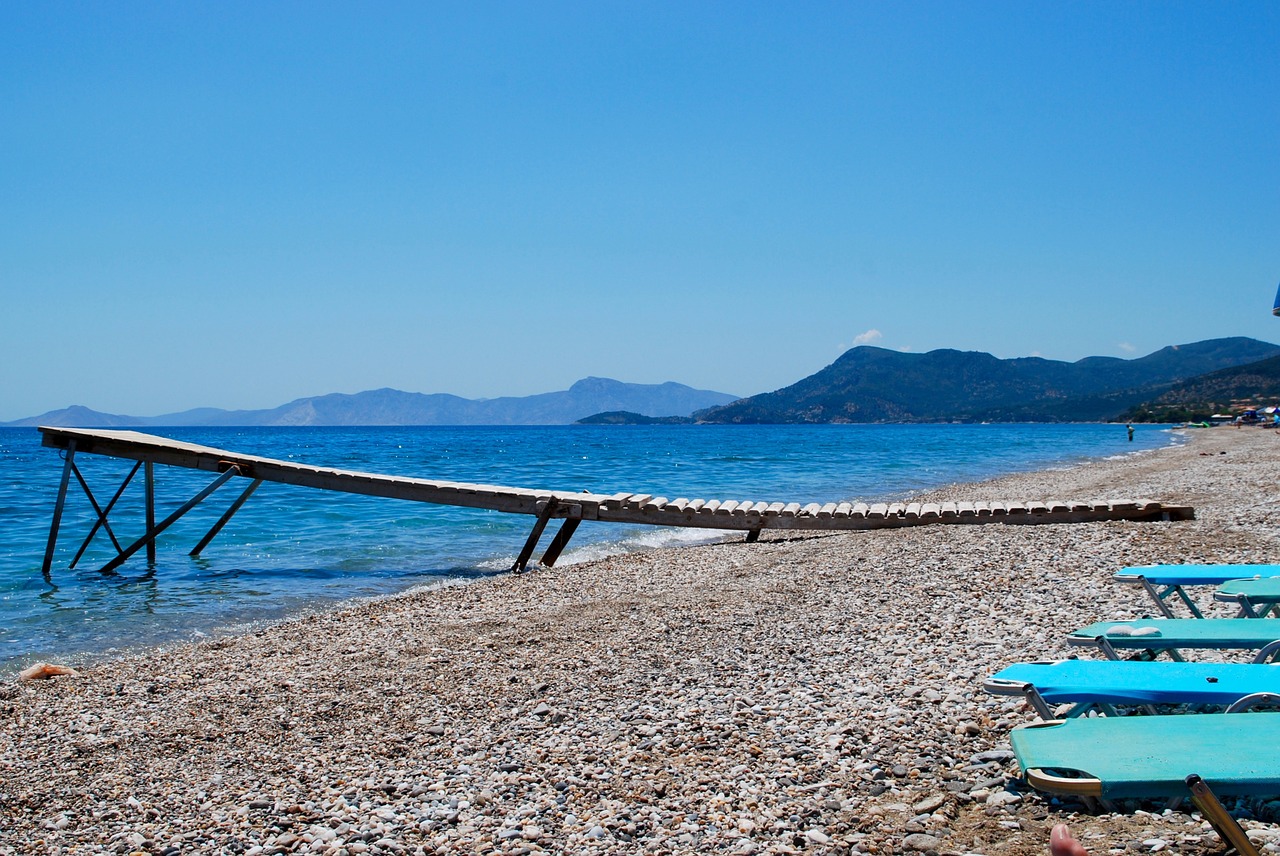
[{"x1": 38, "y1": 427, "x2": 1195, "y2": 576}]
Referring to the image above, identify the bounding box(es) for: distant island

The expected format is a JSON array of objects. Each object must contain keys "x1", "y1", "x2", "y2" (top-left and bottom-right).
[
  {"x1": 7, "y1": 337, "x2": 1280, "y2": 428},
  {"x1": 575, "y1": 411, "x2": 695, "y2": 425}
]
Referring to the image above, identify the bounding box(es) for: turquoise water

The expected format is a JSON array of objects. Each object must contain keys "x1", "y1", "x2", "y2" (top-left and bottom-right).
[{"x1": 0, "y1": 424, "x2": 1174, "y2": 670}]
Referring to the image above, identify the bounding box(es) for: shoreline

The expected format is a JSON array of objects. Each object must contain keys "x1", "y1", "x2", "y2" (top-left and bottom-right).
[{"x1": 4, "y1": 427, "x2": 1279, "y2": 855}]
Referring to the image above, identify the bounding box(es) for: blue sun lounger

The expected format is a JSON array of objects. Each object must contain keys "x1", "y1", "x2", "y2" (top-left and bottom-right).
[
  {"x1": 985, "y1": 659, "x2": 1280, "y2": 718},
  {"x1": 1067, "y1": 618, "x2": 1280, "y2": 662},
  {"x1": 1114, "y1": 564, "x2": 1280, "y2": 618},
  {"x1": 1012, "y1": 712, "x2": 1280, "y2": 856},
  {"x1": 1216, "y1": 577, "x2": 1280, "y2": 618}
]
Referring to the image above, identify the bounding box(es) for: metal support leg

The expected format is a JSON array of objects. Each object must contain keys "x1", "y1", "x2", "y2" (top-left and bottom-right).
[
  {"x1": 540, "y1": 517, "x2": 582, "y2": 568},
  {"x1": 190, "y1": 478, "x2": 262, "y2": 556},
  {"x1": 69, "y1": 460, "x2": 139, "y2": 569},
  {"x1": 145, "y1": 461, "x2": 156, "y2": 565},
  {"x1": 1143, "y1": 579, "x2": 1178, "y2": 618},
  {"x1": 1174, "y1": 585, "x2": 1204, "y2": 619},
  {"x1": 1096, "y1": 636, "x2": 1121, "y2": 660},
  {"x1": 100, "y1": 466, "x2": 242, "y2": 574},
  {"x1": 41, "y1": 440, "x2": 77, "y2": 581},
  {"x1": 513, "y1": 498, "x2": 558, "y2": 573},
  {"x1": 745, "y1": 527, "x2": 761, "y2": 543},
  {"x1": 1021, "y1": 685, "x2": 1055, "y2": 720}
]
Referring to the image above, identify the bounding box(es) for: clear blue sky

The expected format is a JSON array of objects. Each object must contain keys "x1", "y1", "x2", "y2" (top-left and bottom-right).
[{"x1": 2, "y1": 1, "x2": 1277, "y2": 420}]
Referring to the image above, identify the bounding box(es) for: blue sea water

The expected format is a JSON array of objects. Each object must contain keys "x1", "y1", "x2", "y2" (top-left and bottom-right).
[{"x1": 0, "y1": 424, "x2": 1175, "y2": 671}]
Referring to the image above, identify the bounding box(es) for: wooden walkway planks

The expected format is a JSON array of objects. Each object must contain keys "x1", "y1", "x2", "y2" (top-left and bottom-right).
[
  {"x1": 41, "y1": 427, "x2": 1195, "y2": 534},
  {"x1": 41, "y1": 427, "x2": 550, "y2": 516},
  {"x1": 38, "y1": 427, "x2": 1195, "y2": 574}
]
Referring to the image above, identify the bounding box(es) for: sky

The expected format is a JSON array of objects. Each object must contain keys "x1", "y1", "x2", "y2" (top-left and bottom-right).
[{"x1": 2, "y1": 1, "x2": 1278, "y2": 420}]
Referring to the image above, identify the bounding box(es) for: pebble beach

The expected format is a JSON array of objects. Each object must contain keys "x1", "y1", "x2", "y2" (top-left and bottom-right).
[{"x1": 4, "y1": 427, "x2": 1280, "y2": 856}]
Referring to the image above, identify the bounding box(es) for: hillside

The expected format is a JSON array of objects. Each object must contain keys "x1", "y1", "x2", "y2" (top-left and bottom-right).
[
  {"x1": 696, "y1": 337, "x2": 1280, "y2": 423},
  {"x1": 1120, "y1": 353, "x2": 1280, "y2": 422}
]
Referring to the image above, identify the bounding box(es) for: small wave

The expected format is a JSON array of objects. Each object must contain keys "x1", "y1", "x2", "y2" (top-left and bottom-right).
[{"x1": 476, "y1": 526, "x2": 731, "y2": 572}]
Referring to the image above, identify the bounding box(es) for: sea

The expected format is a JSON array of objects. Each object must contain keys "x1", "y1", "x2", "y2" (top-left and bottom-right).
[{"x1": 0, "y1": 423, "x2": 1177, "y2": 672}]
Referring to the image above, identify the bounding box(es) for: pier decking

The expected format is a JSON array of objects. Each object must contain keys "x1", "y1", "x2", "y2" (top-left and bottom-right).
[{"x1": 38, "y1": 427, "x2": 1195, "y2": 575}]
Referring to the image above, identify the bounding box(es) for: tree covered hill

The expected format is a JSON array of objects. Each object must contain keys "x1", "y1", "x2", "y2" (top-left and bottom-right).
[
  {"x1": 696, "y1": 337, "x2": 1280, "y2": 423},
  {"x1": 1119, "y1": 353, "x2": 1280, "y2": 423}
]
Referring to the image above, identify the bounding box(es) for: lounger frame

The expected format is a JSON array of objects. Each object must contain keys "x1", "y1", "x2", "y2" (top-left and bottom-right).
[
  {"x1": 985, "y1": 658, "x2": 1280, "y2": 719},
  {"x1": 1215, "y1": 579, "x2": 1280, "y2": 619},
  {"x1": 1067, "y1": 621, "x2": 1280, "y2": 664},
  {"x1": 1015, "y1": 717, "x2": 1268, "y2": 856},
  {"x1": 1115, "y1": 565, "x2": 1280, "y2": 619}
]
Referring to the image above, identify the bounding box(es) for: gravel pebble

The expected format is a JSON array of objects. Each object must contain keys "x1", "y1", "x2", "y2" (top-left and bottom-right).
[{"x1": 2, "y1": 427, "x2": 1277, "y2": 855}]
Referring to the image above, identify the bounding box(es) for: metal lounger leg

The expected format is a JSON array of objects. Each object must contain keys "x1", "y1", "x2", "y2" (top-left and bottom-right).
[
  {"x1": 1174, "y1": 585, "x2": 1205, "y2": 619},
  {"x1": 1234, "y1": 597, "x2": 1262, "y2": 619},
  {"x1": 1096, "y1": 636, "x2": 1122, "y2": 660},
  {"x1": 1021, "y1": 685, "x2": 1055, "y2": 720},
  {"x1": 1235, "y1": 596, "x2": 1275, "y2": 619},
  {"x1": 1186, "y1": 775, "x2": 1258, "y2": 856},
  {"x1": 1144, "y1": 579, "x2": 1178, "y2": 618}
]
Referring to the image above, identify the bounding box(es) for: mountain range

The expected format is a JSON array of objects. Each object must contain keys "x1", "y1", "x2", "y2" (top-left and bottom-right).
[
  {"x1": 8, "y1": 337, "x2": 1279, "y2": 427},
  {"x1": 3, "y1": 378, "x2": 740, "y2": 428},
  {"x1": 694, "y1": 337, "x2": 1280, "y2": 423}
]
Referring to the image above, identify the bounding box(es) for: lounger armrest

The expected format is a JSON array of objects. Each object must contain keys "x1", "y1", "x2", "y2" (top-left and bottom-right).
[
  {"x1": 1068, "y1": 635, "x2": 1123, "y2": 660},
  {"x1": 1225, "y1": 692, "x2": 1280, "y2": 713},
  {"x1": 1014, "y1": 720, "x2": 1104, "y2": 796},
  {"x1": 982, "y1": 677, "x2": 1028, "y2": 696},
  {"x1": 1024, "y1": 767, "x2": 1103, "y2": 798},
  {"x1": 1251, "y1": 640, "x2": 1280, "y2": 663},
  {"x1": 1065, "y1": 634, "x2": 1106, "y2": 653},
  {"x1": 983, "y1": 677, "x2": 1054, "y2": 718}
]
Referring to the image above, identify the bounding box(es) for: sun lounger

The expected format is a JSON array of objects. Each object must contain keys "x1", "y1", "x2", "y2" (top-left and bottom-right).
[
  {"x1": 1215, "y1": 577, "x2": 1280, "y2": 618},
  {"x1": 1011, "y1": 713, "x2": 1280, "y2": 856},
  {"x1": 985, "y1": 659, "x2": 1280, "y2": 718},
  {"x1": 1067, "y1": 618, "x2": 1280, "y2": 662},
  {"x1": 1115, "y1": 564, "x2": 1280, "y2": 618}
]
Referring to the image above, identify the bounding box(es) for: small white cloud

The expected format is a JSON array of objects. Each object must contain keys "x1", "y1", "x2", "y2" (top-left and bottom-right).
[
  {"x1": 1118, "y1": 342, "x2": 1136, "y2": 353},
  {"x1": 853, "y1": 329, "x2": 883, "y2": 346}
]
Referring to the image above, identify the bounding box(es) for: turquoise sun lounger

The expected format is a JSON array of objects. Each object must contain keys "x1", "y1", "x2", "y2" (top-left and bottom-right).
[
  {"x1": 1216, "y1": 577, "x2": 1280, "y2": 618},
  {"x1": 1068, "y1": 618, "x2": 1280, "y2": 662},
  {"x1": 985, "y1": 659, "x2": 1280, "y2": 718},
  {"x1": 1012, "y1": 713, "x2": 1280, "y2": 856},
  {"x1": 1115, "y1": 564, "x2": 1280, "y2": 618}
]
